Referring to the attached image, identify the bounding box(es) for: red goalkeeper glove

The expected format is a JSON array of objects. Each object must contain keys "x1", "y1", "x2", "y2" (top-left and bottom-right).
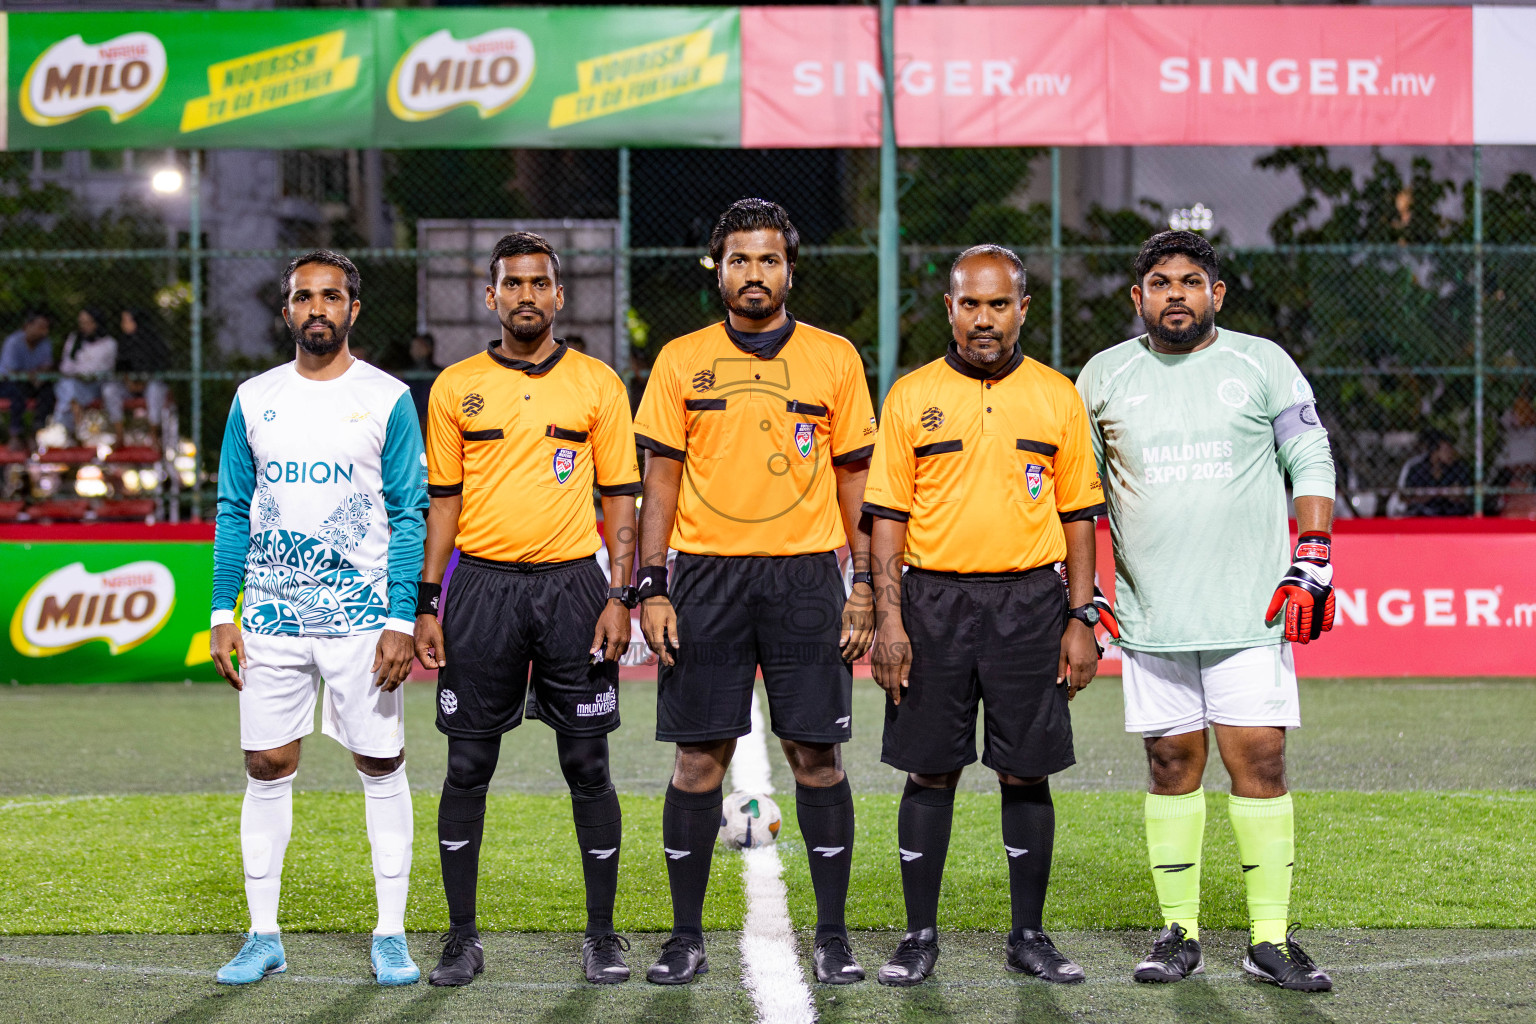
[
  {"x1": 1265, "y1": 532, "x2": 1334, "y2": 644},
  {"x1": 1092, "y1": 585, "x2": 1120, "y2": 639}
]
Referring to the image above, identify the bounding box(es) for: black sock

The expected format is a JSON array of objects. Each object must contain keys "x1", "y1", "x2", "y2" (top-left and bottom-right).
[
  {"x1": 796, "y1": 777, "x2": 855, "y2": 943},
  {"x1": 662, "y1": 783, "x2": 721, "y2": 940},
  {"x1": 1000, "y1": 778, "x2": 1055, "y2": 938},
  {"x1": 572, "y1": 788, "x2": 623, "y2": 938},
  {"x1": 897, "y1": 779, "x2": 956, "y2": 933},
  {"x1": 438, "y1": 782, "x2": 487, "y2": 931}
]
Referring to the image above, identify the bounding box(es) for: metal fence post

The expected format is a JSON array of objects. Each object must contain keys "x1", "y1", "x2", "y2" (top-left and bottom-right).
[
  {"x1": 1473, "y1": 144, "x2": 1485, "y2": 517},
  {"x1": 1050, "y1": 146, "x2": 1062, "y2": 371},
  {"x1": 189, "y1": 149, "x2": 204, "y2": 522},
  {"x1": 617, "y1": 146, "x2": 631, "y2": 387},
  {"x1": 876, "y1": 0, "x2": 899, "y2": 404}
]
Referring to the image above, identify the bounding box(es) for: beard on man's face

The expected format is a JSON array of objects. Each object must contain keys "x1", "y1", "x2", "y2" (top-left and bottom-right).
[
  {"x1": 1144, "y1": 303, "x2": 1215, "y2": 349},
  {"x1": 501, "y1": 304, "x2": 551, "y2": 342},
  {"x1": 958, "y1": 327, "x2": 1012, "y2": 366},
  {"x1": 290, "y1": 312, "x2": 351, "y2": 356},
  {"x1": 721, "y1": 279, "x2": 788, "y2": 322}
]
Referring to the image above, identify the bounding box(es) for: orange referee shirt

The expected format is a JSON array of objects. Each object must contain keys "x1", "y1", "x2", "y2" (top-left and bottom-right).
[
  {"x1": 426, "y1": 341, "x2": 641, "y2": 563},
  {"x1": 633, "y1": 316, "x2": 877, "y2": 556},
  {"x1": 862, "y1": 343, "x2": 1104, "y2": 573}
]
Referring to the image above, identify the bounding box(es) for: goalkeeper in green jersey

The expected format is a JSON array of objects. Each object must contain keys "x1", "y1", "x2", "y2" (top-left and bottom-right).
[{"x1": 1076, "y1": 231, "x2": 1336, "y2": 992}]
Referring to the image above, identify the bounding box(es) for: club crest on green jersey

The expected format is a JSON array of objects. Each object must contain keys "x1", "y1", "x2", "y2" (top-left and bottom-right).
[
  {"x1": 794, "y1": 422, "x2": 814, "y2": 458},
  {"x1": 553, "y1": 447, "x2": 575, "y2": 484},
  {"x1": 1025, "y1": 463, "x2": 1044, "y2": 500}
]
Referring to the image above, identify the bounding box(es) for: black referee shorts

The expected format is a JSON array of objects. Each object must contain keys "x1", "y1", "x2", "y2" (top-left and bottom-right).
[
  {"x1": 436, "y1": 554, "x2": 619, "y2": 739},
  {"x1": 656, "y1": 551, "x2": 852, "y2": 745},
  {"x1": 881, "y1": 565, "x2": 1074, "y2": 778}
]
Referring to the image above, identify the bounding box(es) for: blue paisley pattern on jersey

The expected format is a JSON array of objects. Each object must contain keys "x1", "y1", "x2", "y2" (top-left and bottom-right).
[
  {"x1": 317, "y1": 492, "x2": 373, "y2": 552},
  {"x1": 243, "y1": 529, "x2": 388, "y2": 636}
]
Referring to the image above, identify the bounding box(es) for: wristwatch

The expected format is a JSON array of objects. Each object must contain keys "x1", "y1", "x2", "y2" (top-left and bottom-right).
[
  {"x1": 609, "y1": 586, "x2": 640, "y2": 609},
  {"x1": 850, "y1": 571, "x2": 874, "y2": 588},
  {"x1": 1067, "y1": 603, "x2": 1101, "y2": 628}
]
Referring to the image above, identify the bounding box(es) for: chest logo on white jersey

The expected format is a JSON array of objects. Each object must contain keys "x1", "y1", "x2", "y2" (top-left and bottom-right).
[
  {"x1": 263, "y1": 409, "x2": 276, "y2": 422},
  {"x1": 552, "y1": 447, "x2": 576, "y2": 484},
  {"x1": 1217, "y1": 378, "x2": 1250, "y2": 408}
]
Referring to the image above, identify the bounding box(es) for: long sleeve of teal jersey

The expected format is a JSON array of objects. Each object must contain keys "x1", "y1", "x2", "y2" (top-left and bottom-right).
[
  {"x1": 1279, "y1": 429, "x2": 1336, "y2": 500},
  {"x1": 212, "y1": 395, "x2": 255, "y2": 613},
  {"x1": 381, "y1": 391, "x2": 429, "y2": 621}
]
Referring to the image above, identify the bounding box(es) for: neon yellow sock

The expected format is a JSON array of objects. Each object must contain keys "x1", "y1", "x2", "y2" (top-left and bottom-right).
[
  {"x1": 1228, "y1": 792, "x2": 1294, "y2": 947},
  {"x1": 1144, "y1": 788, "x2": 1205, "y2": 940}
]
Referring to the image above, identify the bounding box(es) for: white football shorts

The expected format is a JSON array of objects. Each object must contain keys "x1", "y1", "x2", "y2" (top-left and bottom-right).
[
  {"x1": 1120, "y1": 643, "x2": 1300, "y2": 737},
  {"x1": 238, "y1": 630, "x2": 405, "y2": 757}
]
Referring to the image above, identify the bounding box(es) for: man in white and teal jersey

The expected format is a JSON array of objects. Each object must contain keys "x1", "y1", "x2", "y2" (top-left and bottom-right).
[
  {"x1": 1076, "y1": 231, "x2": 1337, "y2": 993},
  {"x1": 209, "y1": 251, "x2": 428, "y2": 987}
]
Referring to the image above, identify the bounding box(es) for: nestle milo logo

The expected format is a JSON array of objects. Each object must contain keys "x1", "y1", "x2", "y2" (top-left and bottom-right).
[
  {"x1": 387, "y1": 28, "x2": 536, "y2": 122},
  {"x1": 10, "y1": 560, "x2": 176, "y2": 658},
  {"x1": 21, "y1": 32, "x2": 168, "y2": 127}
]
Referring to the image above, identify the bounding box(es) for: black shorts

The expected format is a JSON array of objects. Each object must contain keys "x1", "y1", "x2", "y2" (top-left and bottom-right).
[
  {"x1": 881, "y1": 565, "x2": 1074, "y2": 777},
  {"x1": 656, "y1": 551, "x2": 853, "y2": 745},
  {"x1": 436, "y1": 554, "x2": 619, "y2": 739}
]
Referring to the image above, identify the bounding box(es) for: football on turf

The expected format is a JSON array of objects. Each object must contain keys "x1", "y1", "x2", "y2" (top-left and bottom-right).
[{"x1": 718, "y1": 792, "x2": 782, "y2": 849}]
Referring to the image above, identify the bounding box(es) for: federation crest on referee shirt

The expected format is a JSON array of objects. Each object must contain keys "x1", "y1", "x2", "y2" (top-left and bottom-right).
[
  {"x1": 1025, "y1": 463, "x2": 1044, "y2": 500},
  {"x1": 794, "y1": 422, "x2": 814, "y2": 458},
  {"x1": 553, "y1": 447, "x2": 576, "y2": 484}
]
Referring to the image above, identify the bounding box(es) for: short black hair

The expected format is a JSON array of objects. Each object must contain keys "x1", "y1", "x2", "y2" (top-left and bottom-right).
[
  {"x1": 488, "y1": 232, "x2": 560, "y2": 285},
  {"x1": 411, "y1": 331, "x2": 435, "y2": 346},
  {"x1": 1134, "y1": 230, "x2": 1220, "y2": 284},
  {"x1": 950, "y1": 244, "x2": 1027, "y2": 297},
  {"x1": 23, "y1": 309, "x2": 50, "y2": 324},
  {"x1": 708, "y1": 198, "x2": 799, "y2": 267},
  {"x1": 282, "y1": 249, "x2": 360, "y2": 302}
]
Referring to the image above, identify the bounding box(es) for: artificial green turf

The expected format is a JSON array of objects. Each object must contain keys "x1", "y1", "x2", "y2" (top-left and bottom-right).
[
  {"x1": 4, "y1": 790, "x2": 1532, "y2": 935},
  {"x1": 9, "y1": 930, "x2": 1535, "y2": 1024},
  {"x1": 4, "y1": 678, "x2": 1535, "y2": 797}
]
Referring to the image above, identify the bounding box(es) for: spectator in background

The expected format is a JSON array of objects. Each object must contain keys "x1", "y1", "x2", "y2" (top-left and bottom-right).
[
  {"x1": 1396, "y1": 428, "x2": 1473, "y2": 517},
  {"x1": 56, "y1": 308, "x2": 117, "y2": 441},
  {"x1": 1494, "y1": 395, "x2": 1536, "y2": 519},
  {"x1": 564, "y1": 334, "x2": 588, "y2": 354},
  {"x1": 406, "y1": 331, "x2": 440, "y2": 426},
  {"x1": 350, "y1": 343, "x2": 371, "y2": 363},
  {"x1": 0, "y1": 310, "x2": 56, "y2": 449},
  {"x1": 104, "y1": 308, "x2": 173, "y2": 447}
]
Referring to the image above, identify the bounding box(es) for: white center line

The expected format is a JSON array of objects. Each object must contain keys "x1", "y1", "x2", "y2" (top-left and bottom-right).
[{"x1": 730, "y1": 689, "x2": 816, "y2": 1024}]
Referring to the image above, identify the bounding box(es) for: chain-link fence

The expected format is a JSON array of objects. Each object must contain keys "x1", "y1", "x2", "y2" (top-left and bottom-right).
[{"x1": 1, "y1": 144, "x2": 1533, "y2": 522}]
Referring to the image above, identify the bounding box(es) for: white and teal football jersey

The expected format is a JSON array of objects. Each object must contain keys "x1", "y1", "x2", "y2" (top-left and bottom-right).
[
  {"x1": 1076, "y1": 329, "x2": 1335, "y2": 652},
  {"x1": 212, "y1": 359, "x2": 428, "y2": 637}
]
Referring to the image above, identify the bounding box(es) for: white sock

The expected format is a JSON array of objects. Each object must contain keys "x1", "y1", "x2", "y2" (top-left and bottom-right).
[
  {"x1": 241, "y1": 773, "x2": 295, "y2": 935},
  {"x1": 360, "y1": 764, "x2": 413, "y2": 936}
]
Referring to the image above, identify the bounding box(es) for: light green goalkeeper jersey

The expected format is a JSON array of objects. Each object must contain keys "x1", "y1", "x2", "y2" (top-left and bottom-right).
[{"x1": 1076, "y1": 329, "x2": 1335, "y2": 652}]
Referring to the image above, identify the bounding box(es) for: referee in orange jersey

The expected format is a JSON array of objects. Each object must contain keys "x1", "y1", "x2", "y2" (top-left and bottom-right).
[
  {"x1": 633, "y1": 199, "x2": 878, "y2": 985},
  {"x1": 414, "y1": 233, "x2": 641, "y2": 987},
  {"x1": 863, "y1": 245, "x2": 1105, "y2": 987}
]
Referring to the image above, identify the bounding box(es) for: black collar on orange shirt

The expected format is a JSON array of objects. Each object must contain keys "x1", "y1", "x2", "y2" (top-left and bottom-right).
[
  {"x1": 943, "y1": 339, "x2": 1023, "y2": 382},
  {"x1": 487, "y1": 338, "x2": 568, "y2": 375},
  {"x1": 723, "y1": 312, "x2": 797, "y2": 359}
]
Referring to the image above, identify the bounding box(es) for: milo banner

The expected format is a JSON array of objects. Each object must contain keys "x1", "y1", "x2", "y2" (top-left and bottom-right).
[
  {"x1": 377, "y1": 7, "x2": 739, "y2": 148},
  {"x1": 5, "y1": 7, "x2": 741, "y2": 151},
  {"x1": 1, "y1": 526, "x2": 221, "y2": 685},
  {"x1": 8, "y1": 10, "x2": 376, "y2": 150}
]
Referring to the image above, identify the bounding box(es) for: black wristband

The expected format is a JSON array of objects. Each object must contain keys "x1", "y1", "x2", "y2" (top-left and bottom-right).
[
  {"x1": 636, "y1": 564, "x2": 668, "y2": 601},
  {"x1": 1294, "y1": 532, "x2": 1332, "y2": 565},
  {"x1": 416, "y1": 581, "x2": 442, "y2": 617},
  {"x1": 850, "y1": 571, "x2": 873, "y2": 587}
]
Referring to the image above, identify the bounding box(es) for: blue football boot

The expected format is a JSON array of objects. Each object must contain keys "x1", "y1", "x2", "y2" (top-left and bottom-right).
[
  {"x1": 371, "y1": 933, "x2": 421, "y2": 986},
  {"x1": 216, "y1": 932, "x2": 286, "y2": 985}
]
